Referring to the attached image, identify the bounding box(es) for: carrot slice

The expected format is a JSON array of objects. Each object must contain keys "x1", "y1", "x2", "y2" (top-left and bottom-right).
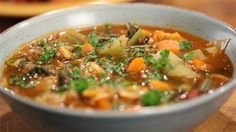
[
  {"x1": 82, "y1": 43, "x2": 94, "y2": 54},
  {"x1": 143, "y1": 29, "x2": 152, "y2": 36},
  {"x1": 127, "y1": 57, "x2": 145, "y2": 73},
  {"x1": 96, "y1": 99, "x2": 112, "y2": 110},
  {"x1": 149, "y1": 80, "x2": 171, "y2": 90},
  {"x1": 192, "y1": 59, "x2": 207, "y2": 71},
  {"x1": 156, "y1": 40, "x2": 180, "y2": 55}
]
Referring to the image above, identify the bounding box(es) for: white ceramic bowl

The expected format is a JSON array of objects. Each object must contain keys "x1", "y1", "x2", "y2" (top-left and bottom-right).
[{"x1": 1, "y1": 4, "x2": 236, "y2": 131}]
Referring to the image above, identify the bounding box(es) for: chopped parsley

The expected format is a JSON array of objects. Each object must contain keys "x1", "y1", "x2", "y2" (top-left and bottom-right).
[
  {"x1": 153, "y1": 50, "x2": 170, "y2": 71},
  {"x1": 147, "y1": 72, "x2": 165, "y2": 81},
  {"x1": 70, "y1": 78, "x2": 89, "y2": 94},
  {"x1": 183, "y1": 52, "x2": 195, "y2": 60},
  {"x1": 88, "y1": 32, "x2": 99, "y2": 48},
  {"x1": 180, "y1": 40, "x2": 192, "y2": 50},
  {"x1": 9, "y1": 76, "x2": 37, "y2": 89},
  {"x1": 71, "y1": 68, "x2": 81, "y2": 79},
  {"x1": 83, "y1": 50, "x2": 99, "y2": 63},
  {"x1": 37, "y1": 48, "x2": 56, "y2": 64},
  {"x1": 144, "y1": 54, "x2": 153, "y2": 64},
  {"x1": 75, "y1": 47, "x2": 82, "y2": 57},
  {"x1": 141, "y1": 90, "x2": 162, "y2": 106},
  {"x1": 97, "y1": 58, "x2": 127, "y2": 77},
  {"x1": 131, "y1": 47, "x2": 145, "y2": 58}
]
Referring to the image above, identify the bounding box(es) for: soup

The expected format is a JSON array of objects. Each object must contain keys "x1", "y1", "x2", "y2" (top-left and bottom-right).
[{"x1": 1, "y1": 23, "x2": 232, "y2": 111}]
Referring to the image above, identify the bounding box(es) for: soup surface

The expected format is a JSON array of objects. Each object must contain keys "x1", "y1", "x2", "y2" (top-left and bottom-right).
[{"x1": 2, "y1": 23, "x2": 233, "y2": 111}]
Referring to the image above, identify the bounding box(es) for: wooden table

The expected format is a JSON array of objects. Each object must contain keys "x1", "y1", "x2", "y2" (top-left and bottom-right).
[{"x1": 1, "y1": 0, "x2": 236, "y2": 131}]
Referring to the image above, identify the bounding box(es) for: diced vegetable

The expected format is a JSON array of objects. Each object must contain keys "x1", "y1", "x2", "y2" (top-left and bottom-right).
[
  {"x1": 143, "y1": 29, "x2": 152, "y2": 36},
  {"x1": 153, "y1": 30, "x2": 167, "y2": 41},
  {"x1": 152, "y1": 50, "x2": 170, "y2": 71},
  {"x1": 205, "y1": 47, "x2": 219, "y2": 55},
  {"x1": 192, "y1": 59, "x2": 207, "y2": 71},
  {"x1": 98, "y1": 35, "x2": 128, "y2": 58},
  {"x1": 169, "y1": 32, "x2": 184, "y2": 41},
  {"x1": 96, "y1": 99, "x2": 112, "y2": 110},
  {"x1": 153, "y1": 30, "x2": 184, "y2": 41},
  {"x1": 83, "y1": 86, "x2": 112, "y2": 102},
  {"x1": 153, "y1": 51, "x2": 183, "y2": 72},
  {"x1": 149, "y1": 80, "x2": 171, "y2": 90},
  {"x1": 60, "y1": 29, "x2": 86, "y2": 43},
  {"x1": 199, "y1": 78, "x2": 213, "y2": 92},
  {"x1": 128, "y1": 29, "x2": 147, "y2": 46},
  {"x1": 156, "y1": 40, "x2": 180, "y2": 55},
  {"x1": 67, "y1": 29, "x2": 86, "y2": 42},
  {"x1": 57, "y1": 46, "x2": 74, "y2": 59},
  {"x1": 180, "y1": 40, "x2": 192, "y2": 50},
  {"x1": 82, "y1": 43, "x2": 94, "y2": 54},
  {"x1": 6, "y1": 57, "x2": 27, "y2": 68},
  {"x1": 127, "y1": 57, "x2": 145, "y2": 73},
  {"x1": 160, "y1": 90, "x2": 175, "y2": 104},
  {"x1": 84, "y1": 62, "x2": 105, "y2": 77},
  {"x1": 154, "y1": 51, "x2": 182, "y2": 66},
  {"x1": 185, "y1": 49, "x2": 206, "y2": 60},
  {"x1": 167, "y1": 64, "x2": 199, "y2": 78},
  {"x1": 119, "y1": 85, "x2": 147, "y2": 100}
]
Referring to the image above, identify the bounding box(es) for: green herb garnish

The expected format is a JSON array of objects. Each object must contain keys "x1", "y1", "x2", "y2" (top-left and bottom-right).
[
  {"x1": 37, "y1": 48, "x2": 56, "y2": 64},
  {"x1": 71, "y1": 68, "x2": 80, "y2": 79},
  {"x1": 183, "y1": 52, "x2": 195, "y2": 60},
  {"x1": 141, "y1": 90, "x2": 162, "y2": 106},
  {"x1": 75, "y1": 47, "x2": 82, "y2": 57},
  {"x1": 147, "y1": 72, "x2": 165, "y2": 81},
  {"x1": 88, "y1": 31, "x2": 99, "y2": 48},
  {"x1": 70, "y1": 78, "x2": 89, "y2": 94},
  {"x1": 9, "y1": 76, "x2": 37, "y2": 89},
  {"x1": 180, "y1": 40, "x2": 192, "y2": 50},
  {"x1": 56, "y1": 83, "x2": 70, "y2": 92},
  {"x1": 83, "y1": 50, "x2": 99, "y2": 63},
  {"x1": 153, "y1": 50, "x2": 170, "y2": 71},
  {"x1": 144, "y1": 54, "x2": 153, "y2": 64}
]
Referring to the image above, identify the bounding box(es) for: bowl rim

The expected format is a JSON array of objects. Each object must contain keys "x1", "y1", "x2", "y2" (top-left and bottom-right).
[{"x1": 1, "y1": 3, "x2": 236, "y2": 118}]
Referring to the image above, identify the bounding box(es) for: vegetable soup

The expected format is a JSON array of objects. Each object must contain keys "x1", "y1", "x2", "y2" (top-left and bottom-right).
[{"x1": 1, "y1": 23, "x2": 232, "y2": 111}]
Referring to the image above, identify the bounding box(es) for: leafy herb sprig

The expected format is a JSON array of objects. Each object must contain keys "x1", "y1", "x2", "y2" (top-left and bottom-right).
[
  {"x1": 180, "y1": 40, "x2": 192, "y2": 50},
  {"x1": 88, "y1": 32, "x2": 99, "y2": 48},
  {"x1": 37, "y1": 48, "x2": 56, "y2": 64}
]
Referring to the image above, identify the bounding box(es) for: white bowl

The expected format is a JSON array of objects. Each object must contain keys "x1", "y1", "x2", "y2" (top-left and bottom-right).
[{"x1": 1, "y1": 3, "x2": 236, "y2": 131}]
